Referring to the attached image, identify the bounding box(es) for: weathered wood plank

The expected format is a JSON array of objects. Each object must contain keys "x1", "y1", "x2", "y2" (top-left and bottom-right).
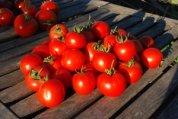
[
  {"x1": 0, "y1": 81, "x2": 33, "y2": 104},
  {"x1": 158, "y1": 91, "x2": 178, "y2": 119},
  {"x1": 74, "y1": 39, "x2": 178, "y2": 119},
  {"x1": 0, "y1": 28, "x2": 17, "y2": 42},
  {"x1": 117, "y1": 64, "x2": 178, "y2": 119},
  {"x1": 0, "y1": 70, "x2": 23, "y2": 90},
  {"x1": 0, "y1": 102, "x2": 18, "y2": 119}
]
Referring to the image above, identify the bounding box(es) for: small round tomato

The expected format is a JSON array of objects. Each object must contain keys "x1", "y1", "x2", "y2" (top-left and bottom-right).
[
  {"x1": 21, "y1": 4, "x2": 37, "y2": 17},
  {"x1": 114, "y1": 40, "x2": 136, "y2": 62},
  {"x1": 83, "y1": 63, "x2": 99, "y2": 77},
  {"x1": 61, "y1": 49, "x2": 86, "y2": 72},
  {"x1": 20, "y1": 53, "x2": 43, "y2": 75},
  {"x1": 40, "y1": 1, "x2": 59, "y2": 14},
  {"x1": 25, "y1": 64, "x2": 52, "y2": 91},
  {"x1": 0, "y1": 8, "x2": 14, "y2": 26},
  {"x1": 35, "y1": 10, "x2": 57, "y2": 31},
  {"x1": 142, "y1": 48, "x2": 163, "y2": 68},
  {"x1": 44, "y1": 56, "x2": 62, "y2": 71},
  {"x1": 49, "y1": 38, "x2": 67, "y2": 56},
  {"x1": 37, "y1": 79, "x2": 65, "y2": 108},
  {"x1": 92, "y1": 51, "x2": 117, "y2": 72},
  {"x1": 15, "y1": 0, "x2": 31, "y2": 9},
  {"x1": 54, "y1": 68, "x2": 72, "y2": 89},
  {"x1": 97, "y1": 71, "x2": 127, "y2": 97},
  {"x1": 65, "y1": 31, "x2": 87, "y2": 49},
  {"x1": 118, "y1": 61, "x2": 143, "y2": 84},
  {"x1": 14, "y1": 14, "x2": 39, "y2": 37},
  {"x1": 82, "y1": 31, "x2": 95, "y2": 43},
  {"x1": 132, "y1": 40, "x2": 143, "y2": 54},
  {"x1": 72, "y1": 72, "x2": 96, "y2": 95},
  {"x1": 139, "y1": 36, "x2": 155, "y2": 49},
  {"x1": 117, "y1": 29, "x2": 127, "y2": 37},
  {"x1": 103, "y1": 34, "x2": 117, "y2": 48},
  {"x1": 32, "y1": 45, "x2": 50, "y2": 59},
  {"x1": 49, "y1": 24, "x2": 68, "y2": 40},
  {"x1": 41, "y1": 39, "x2": 50, "y2": 45},
  {"x1": 91, "y1": 21, "x2": 110, "y2": 40}
]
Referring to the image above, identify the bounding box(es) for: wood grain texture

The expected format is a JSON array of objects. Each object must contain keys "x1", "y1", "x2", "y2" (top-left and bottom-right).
[
  {"x1": 0, "y1": 102, "x2": 18, "y2": 119},
  {"x1": 34, "y1": 90, "x2": 101, "y2": 119},
  {"x1": 0, "y1": 70, "x2": 23, "y2": 90},
  {"x1": 74, "y1": 39, "x2": 178, "y2": 119},
  {"x1": 117, "y1": 64, "x2": 178, "y2": 119},
  {"x1": 0, "y1": 81, "x2": 33, "y2": 104}
]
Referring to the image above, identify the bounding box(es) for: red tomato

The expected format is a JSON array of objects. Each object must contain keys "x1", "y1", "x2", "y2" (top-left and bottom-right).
[
  {"x1": 91, "y1": 21, "x2": 110, "y2": 40},
  {"x1": 54, "y1": 68, "x2": 72, "y2": 89},
  {"x1": 83, "y1": 62, "x2": 99, "y2": 77},
  {"x1": 118, "y1": 61, "x2": 143, "y2": 84},
  {"x1": 132, "y1": 40, "x2": 143, "y2": 54},
  {"x1": 41, "y1": 39, "x2": 50, "y2": 46},
  {"x1": 129, "y1": 34, "x2": 137, "y2": 40},
  {"x1": 142, "y1": 48, "x2": 163, "y2": 68},
  {"x1": 82, "y1": 31, "x2": 95, "y2": 43},
  {"x1": 97, "y1": 71, "x2": 127, "y2": 97},
  {"x1": 32, "y1": 45, "x2": 50, "y2": 59},
  {"x1": 139, "y1": 36, "x2": 155, "y2": 49},
  {"x1": 61, "y1": 49, "x2": 86, "y2": 72},
  {"x1": 114, "y1": 40, "x2": 136, "y2": 62},
  {"x1": 72, "y1": 72, "x2": 96, "y2": 95},
  {"x1": 0, "y1": 8, "x2": 14, "y2": 26},
  {"x1": 117, "y1": 29, "x2": 127, "y2": 37},
  {"x1": 15, "y1": 0, "x2": 31, "y2": 9},
  {"x1": 37, "y1": 79, "x2": 65, "y2": 108},
  {"x1": 92, "y1": 51, "x2": 117, "y2": 72},
  {"x1": 20, "y1": 53, "x2": 43, "y2": 75},
  {"x1": 49, "y1": 24, "x2": 68, "y2": 40},
  {"x1": 21, "y1": 4, "x2": 37, "y2": 17},
  {"x1": 103, "y1": 34, "x2": 117, "y2": 48},
  {"x1": 14, "y1": 14, "x2": 39, "y2": 37},
  {"x1": 65, "y1": 31, "x2": 87, "y2": 49},
  {"x1": 25, "y1": 64, "x2": 52, "y2": 91},
  {"x1": 49, "y1": 38, "x2": 67, "y2": 56},
  {"x1": 40, "y1": 1, "x2": 59, "y2": 14},
  {"x1": 44, "y1": 56, "x2": 62, "y2": 71},
  {"x1": 85, "y1": 42, "x2": 100, "y2": 62},
  {"x1": 35, "y1": 10, "x2": 57, "y2": 31}
]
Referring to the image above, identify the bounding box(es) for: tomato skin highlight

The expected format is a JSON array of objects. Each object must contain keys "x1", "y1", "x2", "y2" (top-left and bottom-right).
[
  {"x1": 0, "y1": 8, "x2": 14, "y2": 26},
  {"x1": 21, "y1": 4, "x2": 38, "y2": 17},
  {"x1": 118, "y1": 61, "x2": 143, "y2": 84},
  {"x1": 40, "y1": 1, "x2": 59, "y2": 14},
  {"x1": 20, "y1": 53, "x2": 43, "y2": 75},
  {"x1": 72, "y1": 72, "x2": 96, "y2": 95},
  {"x1": 37, "y1": 79, "x2": 65, "y2": 108},
  {"x1": 97, "y1": 71, "x2": 127, "y2": 97},
  {"x1": 142, "y1": 48, "x2": 163, "y2": 68}
]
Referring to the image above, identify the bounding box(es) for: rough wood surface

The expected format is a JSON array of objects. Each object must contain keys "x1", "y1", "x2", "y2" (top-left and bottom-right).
[
  {"x1": 0, "y1": 102, "x2": 18, "y2": 119},
  {"x1": 117, "y1": 64, "x2": 178, "y2": 119}
]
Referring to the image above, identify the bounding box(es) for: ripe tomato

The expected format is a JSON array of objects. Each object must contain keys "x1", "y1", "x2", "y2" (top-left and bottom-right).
[
  {"x1": 114, "y1": 40, "x2": 136, "y2": 62},
  {"x1": 91, "y1": 21, "x2": 110, "y2": 40},
  {"x1": 97, "y1": 71, "x2": 127, "y2": 97},
  {"x1": 37, "y1": 79, "x2": 65, "y2": 108},
  {"x1": 15, "y1": 0, "x2": 31, "y2": 9},
  {"x1": 35, "y1": 10, "x2": 57, "y2": 31},
  {"x1": 20, "y1": 53, "x2": 43, "y2": 75},
  {"x1": 41, "y1": 39, "x2": 50, "y2": 45},
  {"x1": 65, "y1": 31, "x2": 87, "y2": 49},
  {"x1": 40, "y1": 1, "x2": 59, "y2": 14},
  {"x1": 118, "y1": 61, "x2": 143, "y2": 84},
  {"x1": 32, "y1": 45, "x2": 50, "y2": 59},
  {"x1": 82, "y1": 31, "x2": 95, "y2": 43},
  {"x1": 92, "y1": 51, "x2": 117, "y2": 72},
  {"x1": 103, "y1": 34, "x2": 117, "y2": 48},
  {"x1": 85, "y1": 42, "x2": 100, "y2": 62},
  {"x1": 139, "y1": 36, "x2": 155, "y2": 49},
  {"x1": 14, "y1": 14, "x2": 39, "y2": 37},
  {"x1": 61, "y1": 49, "x2": 86, "y2": 72},
  {"x1": 49, "y1": 24, "x2": 68, "y2": 40},
  {"x1": 117, "y1": 29, "x2": 127, "y2": 37},
  {"x1": 54, "y1": 68, "x2": 72, "y2": 89},
  {"x1": 72, "y1": 72, "x2": 96, "y2": 95},
  {"x1": 21, "y1": 4, "x2": 37, "y2": 17},
  {"x1": 25, "y1": 64, "x2": 52, "y2": 91},
  {"x1": 83, "y1": 63, "x2": 99, "y2": 77},
  {"x1": 142, "y1": 48, "x2": 163, "y2": 68},
  {"x1": 0, "y1": 8, "x2": 14, "y2": 26},
  {"x1": 44, "y1": 56, "x2": 62, "y2": 71},
  {"x1": 49, "y1": 38, "x2": 67, "y2": 56},
  {"x1": 132, "y1": 40, "x2": 143, "y2": 54}
]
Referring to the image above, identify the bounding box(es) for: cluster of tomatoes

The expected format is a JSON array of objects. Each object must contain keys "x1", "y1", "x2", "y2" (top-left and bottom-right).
[
  {"x1": 0, "y1": 0, "x2": 58, "y2": 37},
  {"x1": 20, "y1": 16, "x2": 163, "y2": 108}
]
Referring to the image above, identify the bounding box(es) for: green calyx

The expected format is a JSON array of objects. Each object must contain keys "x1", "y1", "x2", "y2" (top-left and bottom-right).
[
  {"x1": 110, "y1": 26, "x2": 118, "y2": 35},
  {"x1": 0, "y1": 9, "x2": 2, "y2": 14},
  {"x1": 74, "y1": 25, "x2": 83, "y2": 33},
  {"x1": 76, "y1": 66, "x2": 85, "y2": 74},
  {"x1": 105, "y1": 60, "x2": 116, "y2": 76},
  {"x1": 99, "y1": 44, "x2": 111, "y2": 53},
  {"x1": 43, "y1": 55, "x2": 53, "y2": 63},
  {"x1": 43, "y1": 20, "x2": 53, "y2": 26},
  {"x1": 125, "y1": 59, "x2": 135, "y2": 67},
  {"x1": 83, "y1": 15, "x2": 95, "y2": 31},
  {"x1": 93, "y1": 40, "x2": 102, "y2": 50},
  {"x1": 24, "y1": 14, "x2": 31, "y2": 21},
  {"x1": 30, "y1": 69, "x2": 42, "y2": 80},
  {"x1": 116, "y1": 34, "x2": 128, "y2": 43}
]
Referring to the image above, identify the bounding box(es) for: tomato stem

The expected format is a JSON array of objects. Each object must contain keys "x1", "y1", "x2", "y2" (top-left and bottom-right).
[
  {"x1": 0, "y1": 9, "x2": 2, "y2": 14},
  {"x1": 43, "y1": 55, "x2": 53, "y2": 63},
  {"x1": 125, "y1": 59, "x2": 135, "y2": 67},
  {"x1": 105, "y1": 60, "x2": 115, "y2": 76}
]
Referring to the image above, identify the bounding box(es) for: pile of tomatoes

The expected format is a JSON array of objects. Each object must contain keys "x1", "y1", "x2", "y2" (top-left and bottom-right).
[
  {"x1": 19, "y1": 15, "x2": 163, "y2": 108},
  {"x1": 0, "y1": 0, "x2": 58, "y2": 37}
]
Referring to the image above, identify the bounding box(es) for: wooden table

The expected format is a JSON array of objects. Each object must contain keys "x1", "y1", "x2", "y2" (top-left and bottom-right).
[{"x1": 0, "y1": 0, "x2": 178, "y2": 118}]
